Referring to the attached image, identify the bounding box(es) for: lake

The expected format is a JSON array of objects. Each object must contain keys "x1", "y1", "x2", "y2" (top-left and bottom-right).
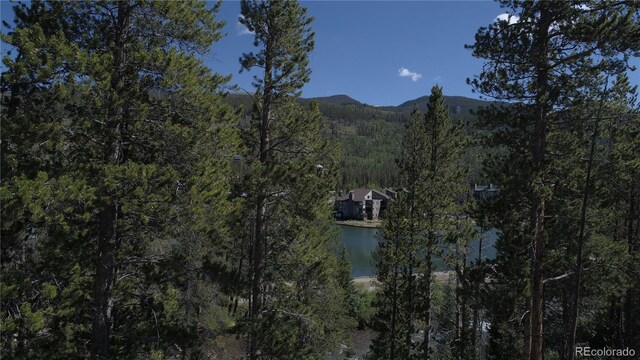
[{"x1": 338, "y1": 225, "x2": 498, "y2": 277}]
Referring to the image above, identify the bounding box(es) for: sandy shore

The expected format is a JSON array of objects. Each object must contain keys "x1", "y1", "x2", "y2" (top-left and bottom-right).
[
  {"x1": 353, "y1": 271, "x2": 455, "y2": 290},
  {"x1": 335, "y1": 220, "x2": 382, "y2": 228}
]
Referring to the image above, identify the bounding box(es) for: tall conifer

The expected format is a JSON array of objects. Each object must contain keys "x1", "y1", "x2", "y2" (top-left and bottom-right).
[
  {"x1": 371, "y1": 86, "x2": 469, "y2": 359},
  {"x1": 1, "y1": 1, "x2": 237, "y2": 358},
  {"x1": 237, "y1": 1, "x2": 352, "y2": 357},
  {"x1": 468, "y1": 1, "x2": 639, "y2": 358},
  {"x1": 371, "y1": 104, "x2": 423, "y2": 360}
]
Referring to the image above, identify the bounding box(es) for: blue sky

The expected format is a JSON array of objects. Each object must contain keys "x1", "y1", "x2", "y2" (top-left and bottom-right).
[
  {"x1": 213, "y1": 1, "x2": 505, "y2": 105},
  {"x1": 2, "y1": 1, "x2": 638, "y2": 106}
]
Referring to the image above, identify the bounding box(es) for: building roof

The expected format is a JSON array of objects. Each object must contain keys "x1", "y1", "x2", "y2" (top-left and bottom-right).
[
  {"x1": 350, "y1": 188, "x2": 371, "y2": 201},
  {"x1": 336, "y1": 188, "x2": 392, "y2": 202},
  {"x1": 371, "y1": 189, "x2": 391, "y2": 200},
  {"x1": 474, "y1": 184, "x2": 499, "y2": 192}
]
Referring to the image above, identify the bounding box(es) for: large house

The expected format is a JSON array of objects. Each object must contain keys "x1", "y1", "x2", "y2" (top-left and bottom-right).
[{"x1": 335, "y1": 188, "x2": 396, "y2": 220}]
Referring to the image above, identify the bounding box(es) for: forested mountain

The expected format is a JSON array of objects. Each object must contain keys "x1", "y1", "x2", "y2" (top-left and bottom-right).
[
  {"x1": 395, "y1": 95, "x2": 491, "y2": 121},
  {"x1": 309, "y1": 94, "x2": 363, "y2": 106},
  {"x1": 226, "y1": 92, "x2": 493, "y2": 188}
]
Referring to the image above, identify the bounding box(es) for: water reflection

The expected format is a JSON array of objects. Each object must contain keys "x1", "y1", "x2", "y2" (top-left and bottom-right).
[{"x1": 338, "y1": 225, "x2": 498, "y2": 277}]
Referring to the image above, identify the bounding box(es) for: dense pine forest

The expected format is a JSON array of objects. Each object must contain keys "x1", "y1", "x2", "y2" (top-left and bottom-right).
[
  {"x1": 1, "y1": 1, "x2": 639, "y2": 360},
  {"x1": 226, "y1": 92, "x2": 491, "y2": 189}
]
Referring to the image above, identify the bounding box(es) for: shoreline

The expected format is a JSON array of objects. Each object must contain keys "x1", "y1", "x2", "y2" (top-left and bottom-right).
[
  {"x1": 353, "y1": 271, "x2": 455, "y2": 288},
  {"x1": 335, "y1": 220, "x2": 382, "y2": 228}
]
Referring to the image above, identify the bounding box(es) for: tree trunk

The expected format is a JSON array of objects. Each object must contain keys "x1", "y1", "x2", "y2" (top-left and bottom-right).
[
  {"x1": 455, "y1": 244, "x2": 463, "y2": 360},
  {"x1": 530, "y1": 118, "x2": 546, "y2": 360},
  {"x1": 530, "y1": 6, "x2": 551, "y2": 359},
  {"x1": 92, "y1": 109, "x2": 124, "y2": 360},
  {"x1": 406, "y1": 254, "x2": 415, "y2": 356},
  {"x1": 390, "y1": 238, "x2": 399, "y2": 360},
  {"x1": 249, "y1": 43, "x2": 273, "y2": 360},
  {"x1": 92, "y1": 204, "x2": 118, "y2": 359},
  {"x1": 561, "y1": 288, "x2": 570, "y2": 360},
  {"x1": 471, "y1": 233, "x2": 483, "y2": 357},
  {"x1": 568, "y1": 79, "x2": 608, "y2": 360},
  {"x1": 406, "y1": 176, "x2": 418, "y2": 355},
  {"x1": 422, "y1": 248, "x2": 433, "y2": 360},
  {"x1": 523, "y1": 309, "x2": 531, "y2": 360},
  {"x1": 623, "y1": 173, "x2": 638, "y2": 347},
  {"x1": 249, "y1": 196, "x2": 266, "y2": 359},
  {"x1": 422, "y1": 99, "x2": 440, "y2": 360},
  {"x1": 90, "y1": 4, "x2": 130, "y2": 358},
  {"x1": 457, "y1": 250, "x2": 468, "y2": 360}
]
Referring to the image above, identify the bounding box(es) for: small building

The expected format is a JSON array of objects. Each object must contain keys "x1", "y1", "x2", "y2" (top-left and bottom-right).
[
  {"x1": 474, "y1": 184, "x2": 500, "y2": 198},
  {"x1": 335, "y1": 188, "x2": 392, "y2": 220},
  {"x1": 384, "y1": 188, "x2": 398, "y2": 200}
]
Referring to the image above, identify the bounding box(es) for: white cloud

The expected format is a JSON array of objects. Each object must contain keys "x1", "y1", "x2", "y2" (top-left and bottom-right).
[
  {"x1": 236, "y1": 15, "x2": 254, "y2": 35},
  {"x1": 495, "y1": 13, "x2": 519, "y2": 25},
  {"x1": 237, "y1": 23, "x2": 254, "y2": 35},
  {"x1": 398, "y1": 67, "x2": 422, "y2": 82}
]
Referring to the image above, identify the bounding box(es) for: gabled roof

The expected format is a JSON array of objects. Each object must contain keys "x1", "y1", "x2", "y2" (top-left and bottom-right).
[
  {"x1": 350, "y1": 188, "x2": 372, "y2": 201},
  {"x1": 371, "y1": 189, "x2": 390, "y2": 200},
  {"x1": 337, "y1": 188, "x2": 393, "y2": 202}
]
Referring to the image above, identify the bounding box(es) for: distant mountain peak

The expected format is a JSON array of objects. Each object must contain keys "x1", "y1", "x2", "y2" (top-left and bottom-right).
[
  {"x1": 307, "y1": 94, "x2": 363, "y2": 106},
  {"x1": 225, "y1": 91, "x2": 491, "y2": 118},
  {"x1": 396, "y1": 95, "x2": 490, "y2": 115}
]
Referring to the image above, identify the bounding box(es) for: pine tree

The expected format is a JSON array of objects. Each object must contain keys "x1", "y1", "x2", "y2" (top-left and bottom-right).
[
  {"x1": 582, "y1": 73, "x2": 640, "y2": 352},
  {"x1": 371, "y1": 187, "x2": 413, "y2": 360},
  {"x1": 467, "y1": 2, "x2": 639, "y2": 358},
  {"x1": 446, "y1": 210, "x2": 477, "y2": 360},
  {"x1": 535, "y1": 72, "x2": 640, "y2": 360},
  {"x1": 415, "y1": 86, "x2": 469, "y2": 360},
  {"x1": 237, "y1": 1, "x2": 352, "y2": 357},
  {"x1": 606, "y1": 76, "x2": 640, "y2": 349},
  {"x1": 1, "y1": 1, "x2": 237, "y2": 358},
  {"x1": 371, "y1": 87, "x2": 469, "y2": 359},
  {"x1": 371, "y1": 104, "x2": 426, "y2": 360}
]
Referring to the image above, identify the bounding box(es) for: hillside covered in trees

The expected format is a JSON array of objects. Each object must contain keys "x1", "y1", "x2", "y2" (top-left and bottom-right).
[{"x1": 227, "y1": 92, "x2": 492, "y2": 188}]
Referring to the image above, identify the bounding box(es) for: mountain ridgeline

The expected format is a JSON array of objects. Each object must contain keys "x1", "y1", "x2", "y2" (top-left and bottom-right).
[{"x1": 226, "y1": 93, "x2": 492, "y2": 188}]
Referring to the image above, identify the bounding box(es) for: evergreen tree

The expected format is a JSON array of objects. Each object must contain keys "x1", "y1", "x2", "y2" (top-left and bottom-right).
[
  {"x1": 445, "y1": 210, "x2": 477, "y2": 360},
  {"x1": 537, "y1": 72, "x2": 639, "y2": 360},
  {"x1": 371, "y1": 104, "x2": 426, "y2": 360},
  {"x1": 416, "y1": 86, "x2": 469, "y2": 360},
  {"x1": 571, "y1": 73, "x2": 640, "y2": 353},
  {"x1": 237, "y1": 1, "x2": 353, "y2": 357},
  {"x1": 468, "y1": 1, "x2": 639, "y2": 358},
  {"x1": 371, "y1": 187, "x2": 413, "y2": 360},
  {"x1": 602, "y1": 75, "x2": 640, "y2": 349},
  {"x1": 1, "y1": 1, "x2": 237, "y2": 358},
  {"x1": 371, "y1": 87, "x2": 469, "y2": 360}
]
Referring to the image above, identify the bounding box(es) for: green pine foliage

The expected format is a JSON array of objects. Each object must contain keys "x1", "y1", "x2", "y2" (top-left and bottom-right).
[
  {"x1": 1, "y1": 1, "x2": 638, "y2": 358},
  {"x1": 468, "y1": 1, "x2": 640, "y2": 359},
  {"x1": 371, "y1": 189, "x2": 413, "y2": 359},
  {"x1": 1, "y1": 1, "x2": 238, "y2": 358},
  {"x1": 371, "y1": 86, "x2": 472, "y2": 359},
  {"x1": 227, "y1": 92, "x2": 493, "y2": 189},
  {"x1": 568, "y1": 74, "x2": 640, "y2": 351},
  {"x1": 234, "y1": 1, "x2": 354, "y2": 358}
]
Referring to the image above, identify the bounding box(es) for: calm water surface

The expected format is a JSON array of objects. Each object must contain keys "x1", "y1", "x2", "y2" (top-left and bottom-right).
[{"x1": 338, "y1": 225, "x2": 498, "y2": 277}]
